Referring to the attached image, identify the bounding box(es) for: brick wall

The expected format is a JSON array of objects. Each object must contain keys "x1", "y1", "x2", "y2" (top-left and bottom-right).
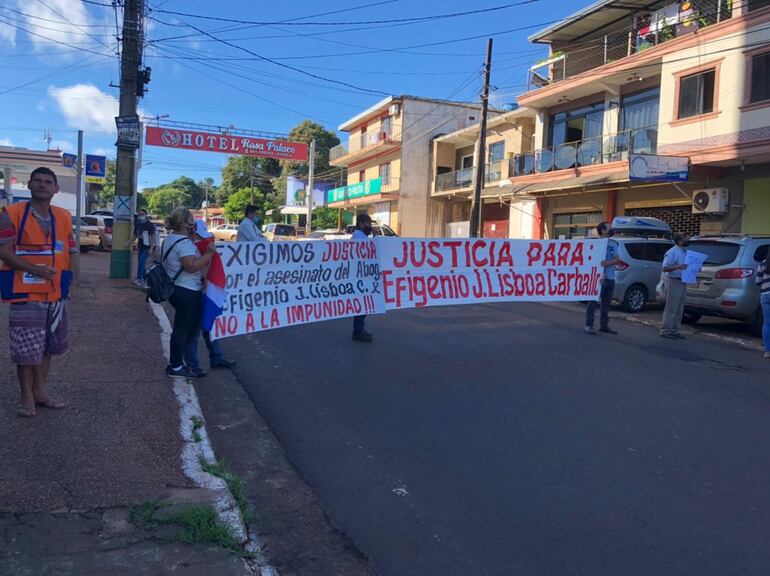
[{"x1": 625, "y1": 206, "x2": 703, "y2": 237}]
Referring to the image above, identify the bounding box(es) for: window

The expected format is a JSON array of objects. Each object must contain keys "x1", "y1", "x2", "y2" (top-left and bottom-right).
[
  {"x1": 461, "y1": 154, "x2": 474, "y2": 169},
  {"x1": 358, "y1": 170, "x2": 366, "y2": 183},
  {"x1": 677, "y1": 69, "x2": 715, "y2": 119},
  {"x1": 754, "y1": 244, "x2": 769, "y2": 262},
  {"x1": 381, "y1": 116, "x2": 392, "y2": 137},
  {"x1": 750, "y1": 0, "x2": 770, "y2": 11},
  {"x1": 379, "y1": 163, "x2": 391, "y2": 185},
  {"x1": 488, "y1": 141, "x2": 505, "y2": 162},
  {"x1": 552, "y1": 212, "x2": 602, "y2": 239},
  {"x1": 548, "y1": 102, "x2": 604, "y2": 148},
  {"x1": 359, "y1": 127, "x2": 367, "y2": 149},
  {"x1": 750, "y1": 52, "x2": 770, "y2": 104},
  {"x1": 687, "y1": 241, "x2": 740, "y2": 266},
  {"x1": 621, "y1": 87, "x2": 659, "y2": 154}
]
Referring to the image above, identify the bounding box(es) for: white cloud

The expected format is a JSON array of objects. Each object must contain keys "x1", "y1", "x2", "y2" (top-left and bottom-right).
[
  {"x1": 91, "y1": 146, "x2": 113, "y2": 158},
  {"x1": 0, "y1": 138, "x2": 14, "y2": 147},
  {"x1": 19, "y1": 0, "x2": 102, "y2": 53},
  {"x1": 0, "y1": 9, "x2": 16, "y2": 46},
  {"x1": 48, "y1": 83, "x2": 119, "y2": 133},
  {"x1": 50, "y1": 140, "x2": 74, "y2": 152}
]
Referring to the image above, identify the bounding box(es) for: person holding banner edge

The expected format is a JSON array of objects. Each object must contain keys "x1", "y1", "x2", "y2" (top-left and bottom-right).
[
  {"x1": 660, "y1": 234, "x2": 690, "y2": 340},
  {"x1": 585, "y1": 222, "x2": 620, "y2": 335},
  {"x1": 236, "y1": 205, "x2": 263, "y2": 242},
  {"x1": 352, "y1": 213, "x2": 374, "y2": 343}
]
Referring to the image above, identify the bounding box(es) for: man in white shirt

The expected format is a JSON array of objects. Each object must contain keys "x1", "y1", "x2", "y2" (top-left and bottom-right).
[
  {"x1": 236, "y1": 205, "x2": 263, "y2": 242},
  {"x1": 660, "y1": 234, "x2": 690, "y2": 339},
  {"x1": 352, "y1": 213, "x2": 373, "y2": 342}
]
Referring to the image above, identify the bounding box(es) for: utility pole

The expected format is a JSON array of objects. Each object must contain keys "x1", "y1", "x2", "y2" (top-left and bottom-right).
[
  {"x1": 74, "y1": 130, "x2": 83, "y2": 284},
  {"x1": 469, "y1": 38, "x2": 493, "y2": 239},
  {"x1": 306, "y1": 139, "x2": 316, "y2": 234},
  {"x1": 110, "y1": 0, "x2": 143, "y2": 278},
  {"x1": 203, "y1": 179, "x2": 210, "y2": 224},
  {"x1": 250, "y1": 158, "x2": 255, "y2": 204}
]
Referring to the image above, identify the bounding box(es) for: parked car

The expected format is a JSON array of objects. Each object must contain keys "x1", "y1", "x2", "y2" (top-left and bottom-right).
[
  {"x1": 211, "y1": 223, "x2": 240, "y2": 242},
  {"x1": 683, "y1": 235, "x2": 770, "y2": 336},
  {"x1": 343, "y1": 223, "x2": 398, "y2": 237},
  {"x1": 612, "y1": 237, "x2": 674, "y2": 312},
  {"x1": 263, "y1": 223, "x2": 297, "y2": 241},
  {"x1": 72, "y1": 216, "x2": 100, "y2": 253},
  {"x1": 82, "y1": 214, "x2": 113, "y2": 250},
  {"x1": 297, "y1": 229, "x2": 347, "y2": 241}
]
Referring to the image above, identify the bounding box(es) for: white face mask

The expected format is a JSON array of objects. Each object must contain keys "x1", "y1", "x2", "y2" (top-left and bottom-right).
[{"x1": 138, "y1": 216, "x2": 146, "y2": 223}]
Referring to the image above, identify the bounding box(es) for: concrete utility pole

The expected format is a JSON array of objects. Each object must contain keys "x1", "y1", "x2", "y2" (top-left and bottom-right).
[
  {"x1": 110, "y1": 0, "x2": 143, "y2": 278},
  {"x1": 306, "y1": 139, "x2": 316, "y2": 234},
  {"x1": 469, "y1": 38, "x2": 493, "y2": 239}
]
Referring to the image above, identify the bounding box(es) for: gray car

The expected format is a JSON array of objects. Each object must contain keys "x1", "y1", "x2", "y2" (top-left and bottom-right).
[
  {"x1": 612, "y1": 237, "x2": 674, "y2": 312},
  {"x1": 684, "y1": 235, "x2": 770, "y2": 336}
]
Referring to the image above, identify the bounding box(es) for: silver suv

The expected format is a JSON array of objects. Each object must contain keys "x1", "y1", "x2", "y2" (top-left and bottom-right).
[
  {"x1": 612, "y1": 238, "x2": 674, "y2": 312},
  {"x1": 684, "y1": 235, "x2": 770, "y2": 336}
]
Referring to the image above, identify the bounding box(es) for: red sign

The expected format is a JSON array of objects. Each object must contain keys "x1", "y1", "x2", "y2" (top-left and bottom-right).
[{"x1": 145, "y1": 126, "x2": 309, "y2": 161}]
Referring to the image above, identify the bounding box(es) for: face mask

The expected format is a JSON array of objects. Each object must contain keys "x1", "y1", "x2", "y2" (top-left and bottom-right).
[
  {"x1": 252, "y1": 217, "x2": 260, "y2": 225},
  {"x1": 137, "y1": 216, "x2": 146, "y2": 223}
]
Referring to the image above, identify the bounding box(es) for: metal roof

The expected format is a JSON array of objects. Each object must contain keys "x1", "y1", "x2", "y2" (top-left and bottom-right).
[{"x1": 529, "y1": 0, "x2": 668, "y2": 44}]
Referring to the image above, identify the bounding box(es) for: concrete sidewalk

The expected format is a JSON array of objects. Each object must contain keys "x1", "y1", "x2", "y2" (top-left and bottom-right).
[{"x1": 0, "y1": 252, "x2": 248, "y2": 575}]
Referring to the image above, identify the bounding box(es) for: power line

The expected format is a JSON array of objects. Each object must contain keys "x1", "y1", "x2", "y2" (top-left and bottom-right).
[
  {"x1": 0, "y1": 53, "x2": 110, "y2": 97},
  {"x1": 0, "y1": 14, "x2": 119, "y2": 58},
  {"x1": 153, "y1": 1, "x2": 541, "y2": 27},
  {"x1": 34, "y1": 0, "x2": 116, "y2": 52}
]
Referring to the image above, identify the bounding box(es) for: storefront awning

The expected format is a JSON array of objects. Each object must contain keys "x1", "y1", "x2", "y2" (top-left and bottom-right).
[
  {"x1": 485, "y1": 170, "x2": 630, "y2": 198},
  {"x1": 328, "y1": 193, "x2": 398, "y2": 209},
  {"x1": 280, "y1": 206, "x2": 310, "y2": 215}
]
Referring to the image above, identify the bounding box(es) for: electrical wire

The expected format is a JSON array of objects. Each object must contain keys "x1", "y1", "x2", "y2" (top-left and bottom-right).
[
  {"x1": 0, "y1": 13, "x2": 118, "y2": 58},
  {"x1": 35, "y1": 0, "x2": 116, "y2": 53}
]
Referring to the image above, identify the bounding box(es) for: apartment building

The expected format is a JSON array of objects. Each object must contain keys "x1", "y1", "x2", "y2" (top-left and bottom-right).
[
  {"x1": 328, "y1": 95, "x2": 481, "y2": 237},
  {"x1": 430, "y1": 107, "x2": 537, "y2": 238},
  {"x1": 509, "y1": 0, "x2": 770, "y2": 239}
]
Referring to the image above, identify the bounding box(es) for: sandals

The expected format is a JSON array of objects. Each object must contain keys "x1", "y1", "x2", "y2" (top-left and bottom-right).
[
  {"x1": 35, "y1": 398, "x2": 66, "y2": 410},
  {"x1": 17, "y1": 405, "x2": 36, "y2": 418}
]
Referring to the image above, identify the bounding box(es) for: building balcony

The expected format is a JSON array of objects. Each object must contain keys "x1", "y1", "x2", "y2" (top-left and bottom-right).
[
  {"x1": 510, "y1": 128, "x2": 657, "y2": 177},
  {"x1": 527, "y1": 0, "x2": 731, "y2": 92},
  {"x1": 327, "y1": 177, "x2": 400, "y2": 207},
  {"x1": 329, "y1": 132, "x2": 402, "y2": 167},
  {"x1": 434, "y1": 161, "x2": 507, "y2": 194}
]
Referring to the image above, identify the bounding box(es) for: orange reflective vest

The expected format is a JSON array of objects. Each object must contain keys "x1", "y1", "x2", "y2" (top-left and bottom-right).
[{"x1": 0, "y1": 202, "x2": 73, "y2": 303}]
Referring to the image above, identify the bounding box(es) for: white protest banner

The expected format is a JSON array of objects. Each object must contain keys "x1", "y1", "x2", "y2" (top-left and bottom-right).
[
  {"x1": 212, "y1": 240, "x2": 386, "y2": 339},
  {"x1": 376, "y1": 237, "x2": 608, "y2": 310}
]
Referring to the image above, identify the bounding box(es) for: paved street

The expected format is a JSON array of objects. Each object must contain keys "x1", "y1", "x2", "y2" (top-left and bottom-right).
[{"x1": 222, "y1": 302, "x2": 770, "y2": 576}]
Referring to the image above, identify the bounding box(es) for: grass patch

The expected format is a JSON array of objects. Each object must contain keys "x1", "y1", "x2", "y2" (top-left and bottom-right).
[
  {"x1": 199, "y1": 457, "x2": 254, "y2": 524},
  {"x1": 191, "y1": 416, "x2": 204, "y2": 443},
  {"x1": 129, "y1": 501, "x2": 166, "y2": 528},
  {"x1": 169, "y1": 505, "x2": 241, "y2": 552}
]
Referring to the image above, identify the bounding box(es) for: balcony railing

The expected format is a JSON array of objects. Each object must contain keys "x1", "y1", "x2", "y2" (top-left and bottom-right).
[
  {"x1": 329, "y1": 131, "x2": 400, "y2": 163},
  {"x1": 511, "y1": 127, "x2": 657, "y2": 176},
  {"x1": 528, "y1": 0, "x2": 731, "y2": 90},
  {"x1": 435, "y1": 161, "x2": 505, "y2": 192}
]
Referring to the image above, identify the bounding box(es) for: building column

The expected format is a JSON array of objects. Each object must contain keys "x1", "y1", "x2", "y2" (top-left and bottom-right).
[{"x1": 605, "y1": 189, "x2": 618, "y2": 222}]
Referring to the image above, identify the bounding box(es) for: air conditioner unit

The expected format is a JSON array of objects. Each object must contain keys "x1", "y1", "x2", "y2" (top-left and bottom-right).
[
  {"x1": 692, "y1": 188, "x2": 729, "y2": 214},
  {"x1": 388, "y1": 103, "x2": 400, "y2": 116}
]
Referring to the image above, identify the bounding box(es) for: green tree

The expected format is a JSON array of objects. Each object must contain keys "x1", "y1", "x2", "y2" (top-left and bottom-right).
[
  {"x1": 312, "y1": 207, "x2": 339, "y2": 230},
  {"x1": 98, "y1": 161, "x2": 116, "y2": 208},
  {"x1": 224, "y1": 187, "x2": 266, "y2": 222},
  {"x1": 148, "y1": 187, "x2": 190, "y2": 218},
  {"x1": 272, "y1": 121, "x2": 340, "y2": 209},
  {"x1": 219, "y1": 156, "x2": 280, "y2": 204},
  {"x1": 165, "y1": 176, "x2": 204, "y2": 208}
]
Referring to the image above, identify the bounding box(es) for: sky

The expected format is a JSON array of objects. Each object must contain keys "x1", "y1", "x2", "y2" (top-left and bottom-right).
[{"x1": 0, "y1": 0, "x2": 577, "y2": 190}]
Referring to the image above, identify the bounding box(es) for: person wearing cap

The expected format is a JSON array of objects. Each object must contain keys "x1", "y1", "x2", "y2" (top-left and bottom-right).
[
  {"x1": 585, "y1": 221, "x2": 620, "y2": 335},
  {"x1": 133, "y1": 208, "x2": 156, "y2": 288},
  {"x1": 351, "y1": 213, "x2": 374, "y2": 342},
  {"x1": 660, "y1": 233, "x2": 690, "y2": 339},
  {"x1": 184, "y1": 220, "x2": 237, "y2": 376}
]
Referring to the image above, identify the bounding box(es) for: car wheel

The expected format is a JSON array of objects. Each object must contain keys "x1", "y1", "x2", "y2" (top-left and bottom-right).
[
  {"x1": 98, "y1": 239, "x2": 105, "y2": 251},
  {"x1": 622, "y1": 284, "x2": 647, "y2": 313},
  {"x1": 747, "y1": 307, "x2": 763, "y2": 337},
  {"x1": 682, "y1": 311, "x2": 702, "y2": 325}
]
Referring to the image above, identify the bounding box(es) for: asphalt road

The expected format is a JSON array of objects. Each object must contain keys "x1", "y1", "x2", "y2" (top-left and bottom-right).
[{"x1": 226, "y1": 302, "x2": 770, "y2": 576}]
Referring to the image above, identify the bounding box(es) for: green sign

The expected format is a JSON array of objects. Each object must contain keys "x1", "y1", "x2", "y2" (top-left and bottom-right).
[{"x1": 327, "y1": 177, "x2": 382, "y2": 203}]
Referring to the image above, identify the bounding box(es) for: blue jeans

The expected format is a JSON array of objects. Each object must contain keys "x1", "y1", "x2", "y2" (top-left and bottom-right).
[
  {"x1": 586, "y1": 279, "x2": 615, "y2": 329},
  {"x1": 762, "y1": 292, "x2": 770, "y2": 352},
  {"x1": 137, "y1": 248, "x2": 149, "y2": 281},
  {"x1": 184, "y1": 331, "x2": 224, "y2": 370}
]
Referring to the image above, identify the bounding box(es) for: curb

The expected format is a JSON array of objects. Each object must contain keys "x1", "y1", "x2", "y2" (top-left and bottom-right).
[{"x1": 148, "y1": 300, "x2": 279, "y2": 576}]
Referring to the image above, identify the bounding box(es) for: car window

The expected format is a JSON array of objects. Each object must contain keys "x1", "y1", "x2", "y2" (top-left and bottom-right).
[
  {"x1": 274, "y1": 225, "x2": 296, "y2": 236},
  {"x1": 623, "y1": 242, "x2": 646, "y2": 260},
  {"x1": 105, "y1": 218, "x2": 113, "y2": 227},
  {"x1": 382, "y1": 225, "x2": 396, "y2": 237},
  {"x1": 644, "y1": 243, "x2": 671, "y2": 262},
  {"x1": 753, "y1": 244, "x2": 769, "y2": 262},
  {"x1": 82, "y1": 216, "x2": 96, "y2": 226},
  {"x1": 687, "y1": 241, "x2": 741, "y2": 266}
]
